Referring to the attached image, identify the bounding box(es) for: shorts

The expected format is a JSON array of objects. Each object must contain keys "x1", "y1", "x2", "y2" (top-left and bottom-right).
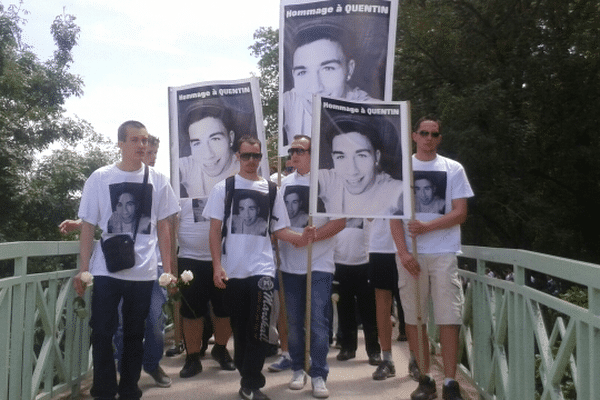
[
  {"x1": 177, "y1": 258, "x2": 229, "y2": 320},
  {"x1": 369, "y1": 253, "x2": 400, "y2": 297},
  {"x1": 397, "y1": 253, "x2": 463, "y2": 325}
]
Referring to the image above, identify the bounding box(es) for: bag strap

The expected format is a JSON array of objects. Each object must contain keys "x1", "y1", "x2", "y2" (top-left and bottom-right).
[
  {"x1": 132, "y1": 165, "x2": 149, "y2": 242},
  {"x1": 266, "y1": 179, "x2": 278, "y2": 233},
  {"x1": 221, "y1": 175, "x2": 235, "y2": 254}
]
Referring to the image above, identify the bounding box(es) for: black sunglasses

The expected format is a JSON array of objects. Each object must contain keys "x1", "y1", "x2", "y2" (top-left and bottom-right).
[
  {"x1": 418, "y1": 130, "x2": 441, "y2": 138},
  {"x1": 239, "y1": 152, "x2": 263, "y2": 161},
  {"x1": 288, "y1": 148, "x2": 310, "y2": 156}
]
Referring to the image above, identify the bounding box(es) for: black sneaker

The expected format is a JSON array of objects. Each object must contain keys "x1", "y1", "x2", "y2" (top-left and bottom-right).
[
  {"x1": 239, "y1": 387, "x2": 271, "y2": 400},
  {"x1": 164, "y1": 342, "x2": 184, "y2": 357},
  {"x1": 408, "y1": 356, "x2": 421, "y2": 381},
  {"x1": 336, "y1": 349, "x2": 356, "y2": 361},
  {"x1": 145, "y1": 365, "x2": 171, "y2": 387},
  {"x1": 442, "y1": 379, "x2": 463, "y2": 400},
  {"x1": 372, "y1": 360, "x2": 396, "y2": 380},
  {"x1": 179, "y1": 353, "x2": 202, "y2": 378},
  {"x1": 411, "y1": 375, "x2": 437, "y2": 400},
  {"x1": 211, "y1": 344, "x2": 236, "y2": 371},
  {"x1": 368, "y1": 353, "x2": 382, "y2": 366}
]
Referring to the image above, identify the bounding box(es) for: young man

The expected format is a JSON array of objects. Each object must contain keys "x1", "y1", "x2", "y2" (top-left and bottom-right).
[
  {"x1": 390, "y1": 117, "x2": 474, "y2": 400},
  {"x1": 282, "y1": 23, "x2": 374, "y2": 144},
  {"x1": 73, "y1": 122, "x2": 179, "y2": 400},
  {"x1": 203, "y1": 135, "x2": 315, "y2": 400},
  {"x1": 279, "y1": 135, "x2": 346, "y2": 399}
]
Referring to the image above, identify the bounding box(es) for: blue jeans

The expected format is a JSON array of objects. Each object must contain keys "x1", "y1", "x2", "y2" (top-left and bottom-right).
[
  {"x1": 90, "y1": 276, "x2": 153, "y2": 399},
  {"x1": 282, "y1": 271, "x2": 333, "y2": 380},
  {"x1": 114, "y1": 266, "x2": 167, "y2": 373}
]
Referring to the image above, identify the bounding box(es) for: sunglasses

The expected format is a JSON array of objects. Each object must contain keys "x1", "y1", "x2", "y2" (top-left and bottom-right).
[
  {"x1": 418, "y1": 130, "x2": 441, "y2": 138},
  {"x1": 288, "y1": 148, "x2": 310, "y2": 156},
  {"x1": 239, "y1": 152, "x2": 263, "y2": 161}
]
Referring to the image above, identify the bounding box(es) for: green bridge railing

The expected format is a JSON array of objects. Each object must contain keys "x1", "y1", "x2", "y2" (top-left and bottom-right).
[{"x1": 1, "y1": 242, "x2": 599, "y2": 399}]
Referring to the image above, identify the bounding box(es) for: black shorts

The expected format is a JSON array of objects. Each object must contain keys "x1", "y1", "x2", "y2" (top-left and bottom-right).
[
  {"x1": 369, "y1": 252, "x2": 400, "y2": 296},
  {"x1": 177, "y1": 258, "x2": 229, "y2": 320}
]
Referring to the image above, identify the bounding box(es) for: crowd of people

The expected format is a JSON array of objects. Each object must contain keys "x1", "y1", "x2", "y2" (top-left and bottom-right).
[{"x1": 67, "y1": 116, "x2": 473, "y2": 400}]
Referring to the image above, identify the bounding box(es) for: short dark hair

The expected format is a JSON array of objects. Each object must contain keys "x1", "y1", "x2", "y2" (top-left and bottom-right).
[
  {"x1": 237, "y1": 135, "x2": 261, "y2": 152},
  {"x1": 413, "y1": 116, "x2": 442, "y2": 133},
  {"x1": 329, "y1": 115, "x2": 383, "y2": 153},
  {"x1": 292, "y1": 21, "x2": 354, "y2": 61},
  {"x1": 147, "y1": 134, "x2": 160, "y2": 147},
  {"x1": 118, "y1": 120, "x2": 146, "y2": 142}
]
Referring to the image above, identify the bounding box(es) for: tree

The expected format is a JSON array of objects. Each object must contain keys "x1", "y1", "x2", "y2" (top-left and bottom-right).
[
  {"x1": 0, "y1": 3, "x2": 118, "y2": 242},
  {"x1": 395, "y1": 0, "x2": 600, "y2": 262},
  {"x1": 249, "y1": 27, "x2": 280, "y2": 172},
  {"x1": 0, "y1": 2, "x2": 89, "y2": 238}
]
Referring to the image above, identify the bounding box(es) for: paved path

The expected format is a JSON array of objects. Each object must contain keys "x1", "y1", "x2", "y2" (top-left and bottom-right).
[{"x1": 71, "y1": 331, "x2": 477, "y2": 400}]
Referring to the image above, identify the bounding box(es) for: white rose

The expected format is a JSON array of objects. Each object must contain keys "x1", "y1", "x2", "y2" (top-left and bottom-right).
[
  {"x1": 81, "y1": 271, "x2": 94, "y2": 286},
  {"x1": 158, "y1": 273, "x2": 175, "y2": 287},
  {"x1": 181, "y1": 270, "x2": 194, "y2": 284}
]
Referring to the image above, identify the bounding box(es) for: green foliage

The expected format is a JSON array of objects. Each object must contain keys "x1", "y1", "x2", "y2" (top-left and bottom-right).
[
  {"x1": 395, "y1": 0, "x2": 600, "y2": 263},
  {"x1": 0, "y1": 3, "x2": 119, "y2": 242},
  {"x1": 249, "y1": 27, "x2": 280, "y2": 171}
]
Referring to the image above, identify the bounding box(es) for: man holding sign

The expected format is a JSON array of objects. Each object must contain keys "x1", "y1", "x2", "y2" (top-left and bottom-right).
[{"x1": 390, "y1": 117, "x2": 473, "y2": 400}]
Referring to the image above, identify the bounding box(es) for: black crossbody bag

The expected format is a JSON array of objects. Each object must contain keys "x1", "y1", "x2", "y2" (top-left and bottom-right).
[{"x1": 101, "y1": 165, "x2": 149, "y2": 273}]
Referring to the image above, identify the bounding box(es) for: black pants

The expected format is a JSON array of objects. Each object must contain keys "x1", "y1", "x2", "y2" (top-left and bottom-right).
[
  {"x1": 334, "y1": 263, "x2": 381, "y2": 355},
  {"x1": 225, "y1": 275, "x2": 274, "y2": 390}
]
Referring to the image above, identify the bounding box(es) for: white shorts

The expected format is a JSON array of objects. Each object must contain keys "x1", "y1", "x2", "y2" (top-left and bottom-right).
[{"x1": 397, "y1": 253, "x2": 463, "y2": 325}]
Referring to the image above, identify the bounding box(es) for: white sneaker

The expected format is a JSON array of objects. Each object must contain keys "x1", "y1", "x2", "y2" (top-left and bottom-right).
[
  {"x1": 289, "y1": 370, "x2": 307, "y2": 390},
  {"x1": 311, "y1": 376, "x2": 329, "y2": 398}
]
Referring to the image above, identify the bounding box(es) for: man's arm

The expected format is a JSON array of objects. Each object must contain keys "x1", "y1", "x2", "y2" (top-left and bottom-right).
[
  {"x1": 59, "y1": 218, "x2": 83, "y2": 235},
  {"x1": 208, "y1": 218, "x2": 228, "y2": 289},
  {"x1": 169, "y1": 213, "x2": 179, "y2": 277},
  {"x1": 73, "y1": 220, "x2": 95, "y2": 296},
  {"x1": 407, "y1": 198, "x2": 468, "y2": 237},
  {"x1": 314, "y1": 218, "x2": 345, "y2": 242},
  {"x1": 273, "y1": 225, "x2": 316, "y2": 247},
  {"x1": 157, "y1": 214, "x2": 177, "y2": 275},
  {"x1": 390, "y1": 219, "x2": 420, "y2": 278}
]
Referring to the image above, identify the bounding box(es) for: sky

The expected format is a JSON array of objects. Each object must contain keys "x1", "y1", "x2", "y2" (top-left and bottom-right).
[{"x1": 17, "y1": 0, "x2": 281, "y2": 176}]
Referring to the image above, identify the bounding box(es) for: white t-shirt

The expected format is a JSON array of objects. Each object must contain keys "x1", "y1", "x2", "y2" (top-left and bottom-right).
[
  {"x1": 279, "y1": 171, "x2": 336, "y2": 274},
  {"x1": 334, "y1": 218, "x2": 369, "y2": 265},
  {"x1": 177, "y1": 197, "x2": 211, "y2": 261},
  {"x1": 203, "y1": 175, "x2": 289, "y2": 279},
  {"x1": 406, "y1": 154, "x2": 474, "y2": 254},
  {"x1": 78, "y1": 163, "x2": 180, "y2": 281},
  {"x1": 368, "y1": 218, "x2": 397, "y2": 254},
  {"x1": 318, "y1": 169, "x2": 403, "y2": 217}
]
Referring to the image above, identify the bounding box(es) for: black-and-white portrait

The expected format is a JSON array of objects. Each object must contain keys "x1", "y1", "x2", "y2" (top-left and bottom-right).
[
  {"x1": 284, "y1": 185, "x2": 309, "y2": 228},
  {"x1": 279, "y1": 0, "x2": 398, "y2": 153},
  {"x1": 192, "y1": 197, "x2": 208, "y2": 223},
  {"x1": 345, "y1": 218, "x2": 364, "y2": 229},
  {"x1": 231, "y1": 189, "x2": 269, "y2": 236},
  {"x1": 310, "y1": 96, "x2": 411, "y2": 219},
  {"x1": 169, "y1": 78, "x2": 268, "y2": 199},
  {"x1": 413, "y1": 171, "x2": 447, "y2": 215},
  {"x1": 107, "y1": 182, "x2": 152, "y2": 234}
]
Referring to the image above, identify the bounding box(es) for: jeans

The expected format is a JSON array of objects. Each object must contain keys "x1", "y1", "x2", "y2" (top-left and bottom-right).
[
  {"x1": 334, "y1": 263, "x2": 380, "y2": 355},
  {"x1": 282, "y1": 271, "x2": 333, "y2": 380},
  {"x1": 90, "y1": 276, "x2": 153, "y2": 399},
  {"x1": 114, "y1": 266, "x2": 167, "y2": 374},
  {"x1": 225, "y1": 275, "x2": 275, "y2": 390}
]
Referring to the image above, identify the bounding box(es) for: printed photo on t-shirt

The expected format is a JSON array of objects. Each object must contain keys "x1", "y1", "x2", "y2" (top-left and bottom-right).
[
  {"x1": 231, "y1": 189, "x2": 269, "y2": 236},
  {"x1": 413, "y1": 171, "x2": 447, "y2": 215},
  {"x1": 192, "y1": 197, "x2": 208, "y2": 222},
  {"x1": 283, "y1": 185, "x2": 309, "y2": 228},
  {"x1": 107, "y1": 182, "x2": 153, "y2": 234},
  {"x1": 346, "y1": 218, "x2": 364, "y2": 229}
]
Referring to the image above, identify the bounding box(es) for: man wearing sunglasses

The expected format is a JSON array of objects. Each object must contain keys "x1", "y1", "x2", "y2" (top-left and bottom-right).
[
  {"x1": 203, "y1": 136, "x2": 316, "y2": 400},
  {"x1": 390, "y1": 117, "x2": 474, "y2": 400}
]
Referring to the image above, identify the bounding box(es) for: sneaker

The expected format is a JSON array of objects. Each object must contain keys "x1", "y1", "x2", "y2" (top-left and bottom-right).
[
  {"x1": 368, "y1": 353, "x2": 382, "y2": 366},
  {"x1": 410, "y1": 375, "x2": 437, "y2": 400},
  {"x1": 372, "y1": 360, "x2": 396, "y2": 380},
  {"x1": 442, "y1": 379, "x2": 463, "y2": 400},
  {"x1": 239, "y1": 387, "x2": 270, "y2": 400},
  {"x1": 289, "y1": 370, "x2": 308, "y2": 390},
  {"x1": 408, "y1": 357, "x2": 421, "y2": 381},
  {"x1": 268, "y1": 355, "x2": 292, "y2": 372},
  {"x1": 211, "y1": 344, "x2": 236, "y2": 371},
  {"x1": 164, "y1": 342, "x2": 184, "y2": 357},
  {"x1": 179, "y1": 354, "x2": 202, "y2": 378},
  {"x1": 146, "y1": 365, "x2": 171, "y2": 387},
  {"x1": 311, "y1": 376, "x2": 329, "y2": 398},
  {"x1": 336, "y1": 349, "x2": 356, "y2": 361}
]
